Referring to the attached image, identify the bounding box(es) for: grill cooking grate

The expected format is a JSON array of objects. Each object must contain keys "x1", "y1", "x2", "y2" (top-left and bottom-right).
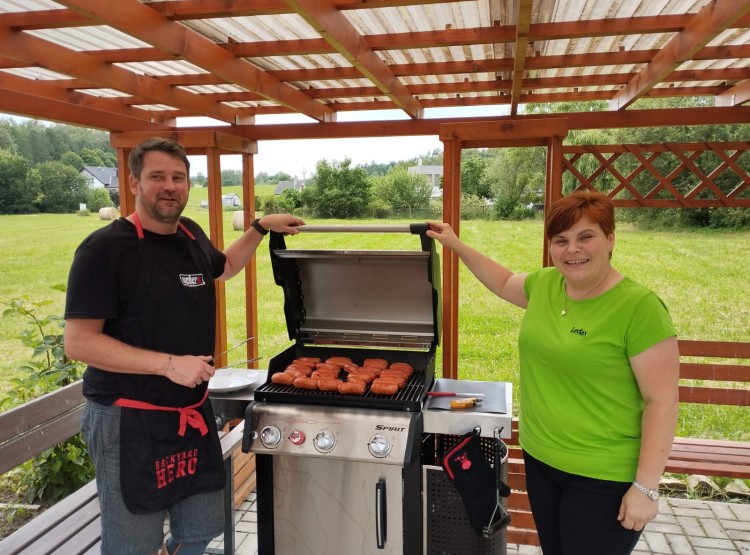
[{"x1": 254, "y1": 370, "x2": 429, "y2": 411}]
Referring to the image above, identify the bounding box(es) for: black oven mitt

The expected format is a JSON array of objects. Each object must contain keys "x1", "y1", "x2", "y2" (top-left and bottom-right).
[{"x1": 441, "y1": 429, "x2": 511, "y2": 534}]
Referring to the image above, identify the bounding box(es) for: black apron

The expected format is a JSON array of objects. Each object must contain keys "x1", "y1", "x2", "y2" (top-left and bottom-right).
[{"x1": 114, "y1": 213, "x2": 225, "y2": 514}]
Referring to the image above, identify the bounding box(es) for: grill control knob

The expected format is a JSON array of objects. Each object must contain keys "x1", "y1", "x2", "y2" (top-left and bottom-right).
[
  {"x1": 260, "y1": 425, "x2": 282, "y2": 448},
  {"x1": 313, "y1": 430, "x2": 335, "y2": 453},
  {"x1": 289, "y1": 430, "x2": 305, "y2": 445},
  {"x1": 368, "y1": 434, "x2": 391, "y2": 458}
]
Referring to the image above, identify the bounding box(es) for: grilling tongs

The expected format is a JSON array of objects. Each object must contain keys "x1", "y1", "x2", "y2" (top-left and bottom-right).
[{"x1": 483, "y1": 427, "x2": 512, "y2": 538}]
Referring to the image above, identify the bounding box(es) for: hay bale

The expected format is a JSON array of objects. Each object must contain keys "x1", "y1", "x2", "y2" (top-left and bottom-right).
[
  {"x1": 231, "y1": 211, "x2": 244, "y2": 231},
  {"x1": 98, "y1": 207, "x2": 119, "y2": 220}
]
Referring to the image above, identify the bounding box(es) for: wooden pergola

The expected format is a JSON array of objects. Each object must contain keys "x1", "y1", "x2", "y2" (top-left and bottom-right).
[{"x1": 2, "y1": 0, "x2": 749, "y2": 373}]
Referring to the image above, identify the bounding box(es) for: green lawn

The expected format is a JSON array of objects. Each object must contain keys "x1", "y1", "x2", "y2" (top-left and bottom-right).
[{"x1": 1, "y1": 207, "x2": 748, "y2": 440}]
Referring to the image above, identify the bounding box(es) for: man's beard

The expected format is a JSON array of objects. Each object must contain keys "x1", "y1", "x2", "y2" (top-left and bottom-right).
[{"x1": 139, "y1": 188, "x2": 185, "y2": 224}]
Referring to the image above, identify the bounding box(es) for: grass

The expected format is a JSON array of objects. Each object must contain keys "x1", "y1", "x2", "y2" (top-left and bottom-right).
[{"x1": 1, "y1": 205, "x2": 748, "y2": 441}]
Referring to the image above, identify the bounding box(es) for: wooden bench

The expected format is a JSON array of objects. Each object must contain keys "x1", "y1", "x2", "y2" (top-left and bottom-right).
[
  {"x1": 0, "y1": 381, "x2": 247, "y2": 555},
  {"x1": 504, "y1": 339, "x2": 750, "y2": 547}
]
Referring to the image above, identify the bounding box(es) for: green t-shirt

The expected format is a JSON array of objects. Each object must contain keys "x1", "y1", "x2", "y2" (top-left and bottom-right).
[{"x1": 518, "y1": 267, "x2": 676, "y2": 482}]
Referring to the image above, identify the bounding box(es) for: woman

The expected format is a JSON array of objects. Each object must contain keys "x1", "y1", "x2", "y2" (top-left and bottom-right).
[{"x1": 427, "y1": 191, "x2": 679, "y2": 555}]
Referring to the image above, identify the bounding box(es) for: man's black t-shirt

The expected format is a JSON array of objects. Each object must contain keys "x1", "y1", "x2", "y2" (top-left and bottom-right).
[{"x1": 65, "y1": 217, "x2": 226, "y2": 406}]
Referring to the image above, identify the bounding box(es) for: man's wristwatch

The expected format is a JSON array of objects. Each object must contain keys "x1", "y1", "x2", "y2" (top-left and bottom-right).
[
  {"x1": 251, "y1": 218, "x2": 269, "y2": 236},
  {"x1": 632, "y1": 480, "x2": 660, "y2": 501}
]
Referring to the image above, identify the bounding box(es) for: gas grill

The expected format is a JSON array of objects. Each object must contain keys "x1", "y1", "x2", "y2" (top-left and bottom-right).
[{"x1": 241, "y1": 224, "x2": 512, "y2": 555}]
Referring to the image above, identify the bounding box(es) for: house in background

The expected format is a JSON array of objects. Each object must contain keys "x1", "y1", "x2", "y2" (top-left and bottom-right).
[
  {"x1": 408, "y1": 160, "x2": 443, "y2": 198},
  {"x1": 80, "y1": 166, "x2": 118, "y2": 192},
  {"x1": 222, "y1": 193, "x2": 241, "y2": 207},
  {"x1": 274, "y1": 180, "x2": 304, "y2": 195}
]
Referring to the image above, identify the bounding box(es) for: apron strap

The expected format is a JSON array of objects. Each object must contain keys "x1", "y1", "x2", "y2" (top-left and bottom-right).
[
  {"x1": 132, "y1": 212, "x2": 196, "y2": 241},
  {"x1": 114, "y1": 390, "x2": 210, "y2": 436}
]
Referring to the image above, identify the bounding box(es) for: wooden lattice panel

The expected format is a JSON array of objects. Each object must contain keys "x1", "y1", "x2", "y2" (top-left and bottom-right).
[{"x1": 562, "y1": 142, "x2": 750, "y2": 207}]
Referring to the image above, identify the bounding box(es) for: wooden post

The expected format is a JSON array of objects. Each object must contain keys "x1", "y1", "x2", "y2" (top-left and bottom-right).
[
  {"x1": 241, "y1": 152, "x2": 260, "y2": 365},
  {"x1": 206, "y1": 147, "x2": 227, "y2": 367}
]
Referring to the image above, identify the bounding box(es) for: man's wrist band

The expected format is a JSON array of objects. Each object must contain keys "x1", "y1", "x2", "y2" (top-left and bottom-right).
[{"x1": 251, "y1": 218, "x2": 269, "y2": 236}]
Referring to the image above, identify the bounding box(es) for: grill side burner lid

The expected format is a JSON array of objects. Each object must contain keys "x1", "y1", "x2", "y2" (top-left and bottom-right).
[{"x1": 269, "y1": 224, "x2": 441, "y2": 350}]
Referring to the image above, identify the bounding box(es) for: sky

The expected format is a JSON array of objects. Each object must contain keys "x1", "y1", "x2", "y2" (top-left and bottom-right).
[{"x1": 184, "y1": 105, "x2": 505, "y2": 179}]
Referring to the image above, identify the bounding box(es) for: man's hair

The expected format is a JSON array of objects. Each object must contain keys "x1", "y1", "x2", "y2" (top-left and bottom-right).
[
  {"x1": 128, "y1": 137, "x2": 190, "y2": 179},
  {"x1": 544, "y1": 190, "x2": 615, "y2": 240}
]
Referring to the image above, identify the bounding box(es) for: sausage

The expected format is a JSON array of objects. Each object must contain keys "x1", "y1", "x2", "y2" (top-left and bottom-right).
[
  {"x1": 342, "y1": 362, "x2": 361, "y2": 373},
  {"x1": 318, "y1": 378, "x2": 342, "y2": 391},
  {"x1": 295, "y1": 357, "x2": 321, "y2": 364},
  {"x1": 338, "y1": 381, "x2": 366, "y2": 395},
  {"x1": 355, "y1": 365, "x2": 381, "y2": 377},
  {"x1": 373, "y1": 376, "x2": 405, "y2": 388},
  {"x1": 347, "y1": 372, "x2": 374, "y2": 384},
  {"x1": 311, "y1": 370, "x2": 340, "y2": 380},
  {"x1": 316, "y1": 362, "x2": 340, "y2": 373},
  {"x1": 293, "y1": 377, "x2": 319, "y2": 390},
  {"x1": 379, "y1": 371, "x2": 409, "y2": 382},
  {"x1": 286, "y1": 363, "x2": 313, "y2": 376},
  {"x1": 271, "y1": 372, "x2": 295, "y2": 385},
  {"x1": 327, "y1": 356, "x2": 353, "y2": 365},
  {"x1": 363, "y1": 358, "x2": 389, "y2": 369},
  {"x1": 291, "y1": 359, "x2": 316, "y2": 369},
  {"x1": 370, "y1": 382, "x2": 398, "y2": 396},
  {"x1": 283, "y1": 368, "x2": 306, "y2": 379},
  {"x1": 389, "y1": 362, "x2": 413, "y2": 375}
]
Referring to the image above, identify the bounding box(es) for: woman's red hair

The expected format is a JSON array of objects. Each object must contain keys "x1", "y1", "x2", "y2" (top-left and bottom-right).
[{"x1": 544, "y1": 190, "x2": 615, "y2": 240}]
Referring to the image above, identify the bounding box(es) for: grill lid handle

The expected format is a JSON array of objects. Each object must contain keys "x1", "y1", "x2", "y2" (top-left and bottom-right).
[{"x1": 293, "y1": 224, "x2": 423, "y2": 234}]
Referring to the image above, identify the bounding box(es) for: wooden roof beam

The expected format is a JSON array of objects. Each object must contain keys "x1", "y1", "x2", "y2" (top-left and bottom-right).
[
  {"x1": 0, "y1": 24, "x2": 240, "y2": 124},
  {"x1": 0, "y1": 87, "x2": 171, "y2": 132},
  {"x1": 716, "y1": 79, "x2": 750, "y2": 107},
  {"x1": 510, "y1": 0, "x2": 533, "y2": 115},
  {"x1": 0, "y1": 73, "x2": 175, "y2": 130},
  {"x1": 285, "y1": 0, "x2": 423, "y2": 119},
  {"x1": 57, "y1": 0, "x2": 334, "y2": 123},
  {"x1": 16, "y1": 44, "x2": 750, "y2": 90},
  {"x1": 610, "y1": 0, "x2": 750, "y2": 110}
]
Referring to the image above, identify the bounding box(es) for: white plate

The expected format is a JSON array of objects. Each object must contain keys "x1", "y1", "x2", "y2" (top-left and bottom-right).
[{"x1": 208, "y1": 369, "x2": 261, "y2": 393}]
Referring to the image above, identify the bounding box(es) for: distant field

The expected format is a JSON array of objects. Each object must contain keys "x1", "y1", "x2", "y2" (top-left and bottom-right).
[{"x1": 1, "y1": 205, "x2": 748, "y2": 440}]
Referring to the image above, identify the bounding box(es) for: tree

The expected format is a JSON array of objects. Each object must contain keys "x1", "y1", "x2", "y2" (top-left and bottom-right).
[
  {"x1": 35, "y1": 161, "x2": 89, "y2": 213},
  {"x1": 300, "y1": 158, "x2": 371, "y2": 218},
  {"x1": 461, "y1": 150, "x2": 491, "y2": 198},
  {"x1": 484, "y1": 147, "x2": 546, "y2": 218},
  {"x1": 80, "y1": 148, "x2": 105, "y2": 166},
  {"x1": 60, "y1": 151, "x2": 85, "y2": 170},
  {"x1": 221, "y1": 169, "x2": 242, "y2": 187},
  {"x1": 372, "y1": 166, "x2": 432, "y2": 212},
  {"x1": 277, "y1": 188, "x2": 302, "y2": 213},
  {"x1": 191, "y1": 172, "x2": 208, "y2": 187},
  {"x1": 0, "y1": 150, "x2": 39, "y2": 214}
]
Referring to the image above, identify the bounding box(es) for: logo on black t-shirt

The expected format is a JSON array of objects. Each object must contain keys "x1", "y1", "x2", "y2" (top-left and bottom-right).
[{"x1": 179, "y1": 274, "x2": 205, "y2": 287}]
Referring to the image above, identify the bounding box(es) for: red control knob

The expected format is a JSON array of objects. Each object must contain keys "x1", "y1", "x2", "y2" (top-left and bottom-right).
[{"x1": 289, "y1": 430, "x2": 306, "y2": 445}]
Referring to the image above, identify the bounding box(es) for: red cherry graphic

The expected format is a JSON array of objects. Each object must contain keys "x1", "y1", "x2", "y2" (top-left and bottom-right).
[{"x1": 462, "y1": 459, "x2": 472, "y2": 470}]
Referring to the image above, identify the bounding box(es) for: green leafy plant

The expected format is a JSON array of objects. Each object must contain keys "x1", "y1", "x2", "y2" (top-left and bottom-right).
[{"x1": 1, "y1": 288, "x2": 93, "y2": 503}]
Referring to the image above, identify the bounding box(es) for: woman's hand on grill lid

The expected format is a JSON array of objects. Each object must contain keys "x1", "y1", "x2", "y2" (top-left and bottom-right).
[{"x1": 426, "y1": 221, "x2": 461, "y2": 250}]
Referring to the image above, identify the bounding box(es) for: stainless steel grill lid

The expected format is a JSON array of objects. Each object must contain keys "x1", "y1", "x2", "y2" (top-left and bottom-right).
[{"x1": 269, "y1": 224, "x2": 441, "y2": 350}]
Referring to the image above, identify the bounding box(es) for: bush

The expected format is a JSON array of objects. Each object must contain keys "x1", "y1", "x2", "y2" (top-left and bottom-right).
[
  {"x1": 0, "y1": 290, "x2": 92, "y2": 503},
  {"x1": 86, "y1": 187, "x2": 113, "y2": 213}
]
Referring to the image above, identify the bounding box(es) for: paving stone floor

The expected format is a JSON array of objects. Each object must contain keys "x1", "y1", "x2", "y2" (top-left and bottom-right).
[{"x1": 207, "y1": 493, "x2": 750, "y2": 555}]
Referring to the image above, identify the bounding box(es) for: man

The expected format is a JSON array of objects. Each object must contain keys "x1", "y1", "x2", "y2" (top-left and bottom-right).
[{"x1": 64, "y1": 137, "x2": 303, "y2": 555}]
